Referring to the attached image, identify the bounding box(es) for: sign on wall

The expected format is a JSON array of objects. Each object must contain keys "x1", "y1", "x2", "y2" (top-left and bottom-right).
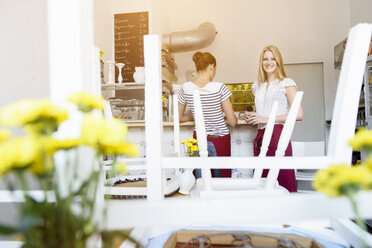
[{"x1": 114, "y1": 12, "x2": 149, "y2": 83}]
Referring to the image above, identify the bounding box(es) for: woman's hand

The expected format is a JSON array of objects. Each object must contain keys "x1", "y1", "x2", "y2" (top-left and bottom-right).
[
  {"x1": 244, "y1": 112, "x2": 268, "y2": 125},
  {"x1": 178, "y1": 102, "x2": 194, "y2": 123}
]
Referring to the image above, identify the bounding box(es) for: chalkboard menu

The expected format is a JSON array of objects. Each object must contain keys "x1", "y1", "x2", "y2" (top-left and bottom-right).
[{"x1": 114, "y1": 12, "x2": 149, "y2": 82}]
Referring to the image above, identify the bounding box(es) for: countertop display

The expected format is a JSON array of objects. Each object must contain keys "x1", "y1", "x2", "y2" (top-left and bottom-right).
[{"x1": 225, "y1": 82, "x2": 255, "y2": 112}]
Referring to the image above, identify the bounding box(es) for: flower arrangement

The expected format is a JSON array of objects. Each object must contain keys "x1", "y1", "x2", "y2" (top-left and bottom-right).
[
  {"x1": 179, "y1": 138, "x2": 199, "y2": 194},
  {"x1": 313, "y1": 128, "x2": 372, "y2": 247},
  {"x1": 0, "y1": 93, "x2": 139, "y2": 247},
  {"x1": 180, "y1": 137, "x2": 199, "y2": 157}
]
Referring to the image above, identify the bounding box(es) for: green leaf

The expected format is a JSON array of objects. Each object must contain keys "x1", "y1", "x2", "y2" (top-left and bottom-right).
[{"x1": 0, "y1": 224, "x2": 18, "y2": 235}]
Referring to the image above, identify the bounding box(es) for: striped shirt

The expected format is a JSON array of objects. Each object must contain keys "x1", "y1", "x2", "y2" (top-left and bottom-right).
[{"x1": 178, "y1": 81, "x2": 232, "y2": 136}]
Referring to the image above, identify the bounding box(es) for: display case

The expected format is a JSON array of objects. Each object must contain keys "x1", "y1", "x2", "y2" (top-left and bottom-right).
[
  {"x1": 102, "y1": 83, "x2": 145, "y2": 122},
  {"x1": 101, "y1": 81, "x2": 172, "y2": 122},
  {"x1": 225, "y1": 82, "x2": 255, "y2": 112}
]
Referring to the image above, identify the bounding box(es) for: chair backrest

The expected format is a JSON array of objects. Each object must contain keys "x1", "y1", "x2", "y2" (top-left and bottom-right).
[
  {"x1": 103, "y1": 100, "x2": 113, "y2": 120},
  {"x1": 252, "y1": 101, "x2": 278, "y2": 179},
  {"x1": 193, "y1": 89, "x2": 212, "y2": 191},
  {"x1": 172, "y1": 94, "x2": 181, "y2": 158},
  {"x1": 265, "y1": 91, "x2": 303, "y2": 189}
]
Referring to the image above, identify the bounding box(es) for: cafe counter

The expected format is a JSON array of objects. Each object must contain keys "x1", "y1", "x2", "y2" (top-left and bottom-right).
[{"x1": 125, "y1": 119, "x2": 257, "y2": 158}]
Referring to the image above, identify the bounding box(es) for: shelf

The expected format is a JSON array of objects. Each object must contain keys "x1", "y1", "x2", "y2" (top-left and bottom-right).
[
  {"x1": 102, "y1": 82, "x2": 145, "y2": 90},
  {"x1": 119, "y1": 119, "x2": 145, "y2": 123},
  {"x1": 162, "y1": 87, "x2": 171, "y2": 95},
  {"x1": 162, "y1": 67, "x2": 178, "y2": 83},
  {"x1": 162, "y1": 80, "x2": 173, "y2": 91}
]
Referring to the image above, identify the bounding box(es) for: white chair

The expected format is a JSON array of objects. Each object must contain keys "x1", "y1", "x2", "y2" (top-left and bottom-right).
[{"x1": 192, "y1": 89, "x2": 303, "y2": 197}]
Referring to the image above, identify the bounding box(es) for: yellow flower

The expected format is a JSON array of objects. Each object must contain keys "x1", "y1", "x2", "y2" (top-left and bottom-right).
[
  {"x1": 363, "y1": 157, "x2": 372, "y2": 172},
  {"x1": 190, "y1": 145, "x2": 199, "y2": 152},
  {"x1": 100, "y1": 50, "x2": 105, "y2": 58},
  {"x1": 68, "y1": 92, "x2": 104, "y2": 112},
  {"x1": 0, "y1": 128, "x2": 11, "y2": 143},
  {"x1": 184, "y1": 142, "x2": 193, "y2": 148},
  {"x1": 80, "y1": 115, "x2": 138, "y2": 156},
  {"x1": 349, "y1": 128, "x2": 372, "y2": 151},
  {"x1": 181, "y1": 137, "x2": 199, "y2": 157},
  {"x1": 103, "y1": 142, "x2": 139, "y2": 157},
  {"x1": 188, "y1": 137, "x2": 197, "y2": 144},
  {"x1": 313, "y1": 163, "x2": 372, "y2": 197},
  {"x1": 0, "y1": 136, "x2": 44, "y2": 176},
  {"x1": 112, "y1": 162, "x2": 127, "y2": 174},
  {"x1": 81, "y1": 115, "x2": 127, "y2": 147},
  {"x1": 162, "y1": 96, "x2": 167, "y2": 102},
  {"x1": 43, "y1": 137, "x2": 82, "y2": 156},
  {"x1": 0, "y1": 98, "x2": 68, "y2": 135}
]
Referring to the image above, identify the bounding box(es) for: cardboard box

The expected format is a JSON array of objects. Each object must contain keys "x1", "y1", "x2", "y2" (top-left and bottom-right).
[{"x1": 164, "y1": 230, "x2": 324, "y2": 248}]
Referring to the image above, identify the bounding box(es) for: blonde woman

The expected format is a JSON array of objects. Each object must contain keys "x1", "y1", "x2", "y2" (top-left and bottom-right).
[
  {"x1": 178, "y1": 51, "x2": 237, "y2": 178},
  {"x1": 245, "y1": 45, "x2": 303, "y2": 192}
]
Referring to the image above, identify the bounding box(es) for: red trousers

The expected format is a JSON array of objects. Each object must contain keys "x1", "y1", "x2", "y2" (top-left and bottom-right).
[
  {"x1": 193, "y1": 132, "x2": 232, "y2": 177},
  {"x1": 253, "y1": 124, "x2": 297, "y2": 192}
]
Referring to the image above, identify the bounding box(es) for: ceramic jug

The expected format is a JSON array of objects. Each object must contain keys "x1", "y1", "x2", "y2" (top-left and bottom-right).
[
  {"x1": 178, "y1": 168, "x2": 195, "y2": 195},
  {"x1": 133, "y1": 66, "x2": 145, "y2": 82}
]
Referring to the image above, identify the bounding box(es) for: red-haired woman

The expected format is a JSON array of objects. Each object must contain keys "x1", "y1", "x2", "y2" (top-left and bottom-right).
[{"x1": 178, "y1": 51, "x2": 237, "y2": 178}]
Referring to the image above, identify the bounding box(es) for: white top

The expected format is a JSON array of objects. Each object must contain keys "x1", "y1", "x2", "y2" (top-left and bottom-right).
[
  {"x1": 178, "y1": 81, "x2": 231, "y2": 136},
  {"x1": 251, "y1": 78, "x2": 297, "y2": 129}
]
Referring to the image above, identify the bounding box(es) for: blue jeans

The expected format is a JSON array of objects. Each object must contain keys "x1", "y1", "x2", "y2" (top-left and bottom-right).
[{"x1": 194, "y1": 141, "x2": 219, "y2": 179}]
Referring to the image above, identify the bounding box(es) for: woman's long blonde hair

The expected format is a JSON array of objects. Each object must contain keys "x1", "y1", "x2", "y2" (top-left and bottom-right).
[{"x1": 257, "y1": 45, "x2": 287, "y2": 85}]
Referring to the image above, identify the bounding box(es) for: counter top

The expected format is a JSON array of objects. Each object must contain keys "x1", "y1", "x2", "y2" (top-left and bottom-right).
[{"x1": 124, "y1": 119, "x2": 248, "y2": 127}]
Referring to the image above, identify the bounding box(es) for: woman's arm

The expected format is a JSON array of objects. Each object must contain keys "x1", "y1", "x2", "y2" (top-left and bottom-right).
[
  {"x1": 285, "y1": 86, "x2": 303, "y2": 121},
  {"x1": 222, "y1": 97, "x2": 237, "y2": 127},
  {"x1": 178, "y1": 102, "x2": 194, "y2": 123},
  {"x1": 245, "y1": 86, "x2": 303, "y2": 125}
]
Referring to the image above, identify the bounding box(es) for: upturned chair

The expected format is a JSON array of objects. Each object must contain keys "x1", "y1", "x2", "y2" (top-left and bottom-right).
[{"x1": 191, "y1": 89, "x2": 303, "y2": 197}]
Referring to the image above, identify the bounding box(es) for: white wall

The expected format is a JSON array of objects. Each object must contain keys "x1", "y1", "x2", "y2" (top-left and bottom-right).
[
  {"x1": 163, "y1": 0, "x2": 351, "y2": 120},
  {"x1": 150, "y1": 0, "x2": 171, "y2": 34},
  {"x1": 349, "y1": 0, "x2": 372, "y2": 26},
  {"x1": 94, "y1": 0, "x2": 113, "y2": 62},
  {"x1": 0, "y1": 0, "x2": 49, "y2": 108},
  {"x1": 0, "y1": 0, "x2": 50, "y2": 236}
]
